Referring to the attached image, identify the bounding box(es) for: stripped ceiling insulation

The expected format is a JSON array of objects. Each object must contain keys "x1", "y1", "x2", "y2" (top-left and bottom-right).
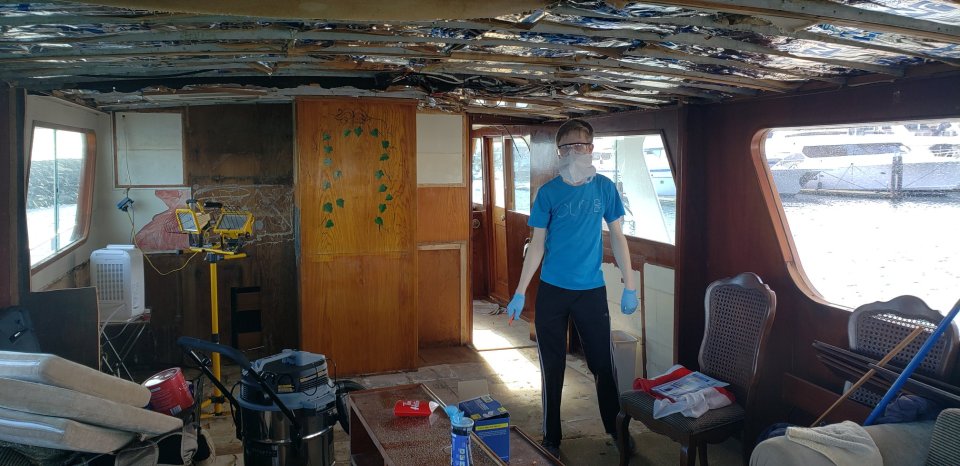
[{"x1": 1, "y1": 1, "x2": 959, "y2": 118}]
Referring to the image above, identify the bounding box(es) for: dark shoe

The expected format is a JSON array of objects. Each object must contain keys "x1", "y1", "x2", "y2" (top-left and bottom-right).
[
  {"x1": 540, "y1": 440, "x2": 560, "y2": 458},
  {"x1": 611, "y1": 433, "x2": 636, "y2": 457}
]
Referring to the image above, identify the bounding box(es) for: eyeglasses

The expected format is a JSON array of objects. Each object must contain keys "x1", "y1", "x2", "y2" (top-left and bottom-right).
[{"x1": 557, "y1": 142, "x2": 593, "y2": 156}]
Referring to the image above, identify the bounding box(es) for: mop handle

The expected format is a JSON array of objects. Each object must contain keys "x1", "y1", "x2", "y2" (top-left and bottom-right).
[
  {"x1": 812, "y1": 326, "x2": 925, "y2": 427},
  {"x1": 864, "y1": 297, "x2": 960, "y2": 426}
]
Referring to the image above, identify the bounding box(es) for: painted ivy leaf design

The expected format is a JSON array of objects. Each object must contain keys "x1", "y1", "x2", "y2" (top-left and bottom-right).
[
  {"x1": 334, "y1": 170, "x2": 342, "y2": 179},
  {"x1": 323, "y1": 157, "x2": 332, "y2": 166},
  {"x1": 370, "y1": 128, "x2": 379, "y2": 137},
  {"x1": 336, "y1": 198, "x2": 345, "y2": 208},
  {"x1": 374, "y1": 169, "x2": 384, "y2": 179},
  {"x1": 354, "y1": 126, "x2": 363, "y2": 136},
  {"x1": 322, "y1": 133, "x2": 330, "y2": 141},
  {"x1": 385, "y1": 194, "x2": 394, "y2": 201},
  {"x1": 323, "y1": 181, "x2": 331, "y2": 190},
  {"x1": 381, "y1": 140, "x2": 390, "y2": 149},
  {"x1": 374, "y1": 217, "x2": 383, "y2": 227},
  {"x1": 323, "y1": 146, "x2": 332, "y2": 154},
  {"x1": 343, "y1": 129, "x2": 352, "y2": 137},
  {"x1": 323, "y1": 202, "x2": 333, "y2": 213},
  {"x1": 325, "y1": 219, "x2": 335, "y2": 228},
  {"x1": 378, "y1": 184, "x2": 388, "y2": 192},
  {"x1": 379, "y1": 203, "x2": 387, "y2": 213},
  {"x1": 379, "y1": 153, "x2": 390, "y2": 161}
]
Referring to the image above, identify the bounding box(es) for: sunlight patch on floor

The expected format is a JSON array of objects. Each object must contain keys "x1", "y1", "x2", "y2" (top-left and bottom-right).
[{"x1": 474, "y1": 330, "x2": 541, "y2": 392}]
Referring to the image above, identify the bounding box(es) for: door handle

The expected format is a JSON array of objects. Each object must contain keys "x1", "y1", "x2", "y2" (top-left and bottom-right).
[
  {"x1": 500, "y1": 214, "x2": 505, "y2": 222},
  {"x1": 472, "y1": 218, "x2": 481, "y2": 229}
]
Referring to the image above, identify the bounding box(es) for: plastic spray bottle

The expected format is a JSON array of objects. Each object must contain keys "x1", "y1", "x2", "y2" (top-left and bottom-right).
[{"x1": 445, "y1": 405, "x2": 474, "y2": 466}]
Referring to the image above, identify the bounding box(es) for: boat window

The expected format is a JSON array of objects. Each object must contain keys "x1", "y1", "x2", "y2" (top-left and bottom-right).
[
  {"x1": 492, "y1": 139, "x2": 505, "y2": 209},
  {"x1": 512, "y1": 135, "x2": 532, "y2": 215},
  {"x1": 760, "y1": 118, "x2": 960, "y2": 313},
  {"x1": 471, "y1": 137, "x2": 483, "y2": 205},
  {"x1": 26, "y1": 124, "x2": 96, "y2": 268},
  {"x1": 593, "y1": 134, "x2": 675, "y2": 245}
]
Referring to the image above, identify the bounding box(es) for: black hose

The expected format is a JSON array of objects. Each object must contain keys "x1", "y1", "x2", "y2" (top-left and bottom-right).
[{"x1": 334, "y1": 380, "x2": 366, "y2": 433}]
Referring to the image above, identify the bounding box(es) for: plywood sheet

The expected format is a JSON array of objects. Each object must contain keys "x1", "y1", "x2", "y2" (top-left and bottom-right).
[{"x1": 21, "y1": 287, "x2": 100, "y2": 369}]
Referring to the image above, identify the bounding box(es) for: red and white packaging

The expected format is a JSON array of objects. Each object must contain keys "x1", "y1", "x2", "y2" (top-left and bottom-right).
[{"x1": 393, "y1": 399, "x2": 440, "y2": 417}]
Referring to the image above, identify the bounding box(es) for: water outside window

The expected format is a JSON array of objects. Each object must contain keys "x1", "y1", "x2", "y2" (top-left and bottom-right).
[
  {"x1": 593, "y1": 134, "x2": 675, "y2": 245},
  {"x1": 512, "y1": 136, "x2": 532, "y2": 214},
  {"x1": 763, "y1": 119, "x2": 960, "y2": 313},
  {"x1": 27, "y1": 126, "x2": 86, "y2": 265}
]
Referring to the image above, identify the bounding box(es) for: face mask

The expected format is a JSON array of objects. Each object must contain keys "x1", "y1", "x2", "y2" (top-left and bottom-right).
[{"x1": 559, "y1": 153, "x2": 596, "y2": 185}]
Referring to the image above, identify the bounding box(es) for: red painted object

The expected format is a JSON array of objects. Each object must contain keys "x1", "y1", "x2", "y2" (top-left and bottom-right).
[{"x1": 143, "y1": 367, "x2": 194, "y2": 416}]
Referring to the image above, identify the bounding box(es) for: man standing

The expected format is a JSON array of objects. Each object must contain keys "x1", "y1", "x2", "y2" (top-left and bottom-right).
[{"x1": 507, "y1": 119, "x2": 638, "y2": 457}]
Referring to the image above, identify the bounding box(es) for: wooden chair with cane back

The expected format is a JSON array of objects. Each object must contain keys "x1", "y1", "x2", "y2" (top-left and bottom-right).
[
  {"x1": 615, "y1": 272, "x2": 777, "y2": 466},
  {"x1": 845, "y1": 295, "x2": 960, "y2": 408}
]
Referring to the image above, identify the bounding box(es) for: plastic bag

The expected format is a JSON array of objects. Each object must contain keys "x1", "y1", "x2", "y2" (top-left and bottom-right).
[{"x1": 653, "y1": 387, "x2": 733, "y2": 419}]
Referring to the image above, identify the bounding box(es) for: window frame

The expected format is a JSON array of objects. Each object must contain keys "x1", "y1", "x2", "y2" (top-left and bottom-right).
[
  {"x1": 593, "y1": 129, "x2": 677, "y2": 246},
  {"x1": 25, "y1": 121, "x2": 97, "y2": 272},
  {"x1": 753, "y1": 119, "x2": 960, "y2": 312}
]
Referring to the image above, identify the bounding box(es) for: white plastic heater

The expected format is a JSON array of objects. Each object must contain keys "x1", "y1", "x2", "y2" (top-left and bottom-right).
[{"x1": 91, "y1": 245, "x2": 145, "y2": 322}]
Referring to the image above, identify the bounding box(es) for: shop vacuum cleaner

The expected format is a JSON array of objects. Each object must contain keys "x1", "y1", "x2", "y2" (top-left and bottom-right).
[{"x1": 178, "y1": 337, "x2": 364, "y2": 466}]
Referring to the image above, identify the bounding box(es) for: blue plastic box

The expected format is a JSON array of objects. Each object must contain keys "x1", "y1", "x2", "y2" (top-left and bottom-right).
[{"x1": 458, "y1": 395, "x2": 510, "y2": 461}]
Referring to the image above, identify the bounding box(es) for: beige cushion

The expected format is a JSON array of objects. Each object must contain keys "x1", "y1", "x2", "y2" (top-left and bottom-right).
[
  {"x1": 0, "y1": 406, "x2": 134, "y2": 453},
  {"x1": 0, "y1": 378, "x2": 181, "y2": 436},
  {"x1": 0, "y1": 351, "x2": 150, "y2": 407}
]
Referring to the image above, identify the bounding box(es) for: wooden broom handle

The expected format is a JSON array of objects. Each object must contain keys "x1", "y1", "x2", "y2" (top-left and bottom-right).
[{"x1": 811, "y1": 325, "x2": 926, "y2": 427}]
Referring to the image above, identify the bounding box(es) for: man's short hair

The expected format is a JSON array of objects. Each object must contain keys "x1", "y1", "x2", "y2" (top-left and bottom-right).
[{"x1": 556, "y1": 119, "x2": 594, "y2": 145}]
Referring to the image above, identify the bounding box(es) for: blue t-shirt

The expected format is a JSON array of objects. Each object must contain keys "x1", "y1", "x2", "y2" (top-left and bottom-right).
[{"x1": 528, "y1": 174, "x2": 625, "y2": 290}]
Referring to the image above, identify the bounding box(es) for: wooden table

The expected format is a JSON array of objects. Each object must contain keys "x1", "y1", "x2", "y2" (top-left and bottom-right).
[{"x1": 347, "y1": 383, "x2": 562, "y2": 465}]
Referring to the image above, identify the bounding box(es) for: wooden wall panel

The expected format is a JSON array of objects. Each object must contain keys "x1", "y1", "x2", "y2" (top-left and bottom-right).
[
  {"x1": 184, "y1": 105, "x2": 293, "y2": 185},
  {"x1": 417, "y1": 187, "x2": 469, "y2": 243},
  {"x1": 300, "y1": 254, "x2": 416, "y2": 374},
  {"x1": 471, "y1": 209, "x2": 488, "y2": 299},
  {"x1": 418, "y1": 247, "x2": 463, "y2": 347},
  {"x1": 298, "y1": 100, "x2": 415, "y2": 255},
  {"x1": 1, "y1": 89, "x2": 26, "y2": 307},
  {"x1": 297, "y1": 97, "x2": 418, "y2": 375}
]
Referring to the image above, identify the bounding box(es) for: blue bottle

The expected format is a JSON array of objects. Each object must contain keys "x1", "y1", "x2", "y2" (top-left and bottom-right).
[{"x1": 450, "y1": 413, "x2": 474, "y2": 466}]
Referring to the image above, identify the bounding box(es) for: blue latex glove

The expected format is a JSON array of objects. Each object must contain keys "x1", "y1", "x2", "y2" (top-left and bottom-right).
[
  {"x1": 506, "y1": 294, "x2": 525, "y2": 324},
  {"x1": 621, "y1": 288, "x2": 638, "y2": 315}
]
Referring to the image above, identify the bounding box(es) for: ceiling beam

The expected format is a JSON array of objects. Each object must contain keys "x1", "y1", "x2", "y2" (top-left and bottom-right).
[
  {"x1": 446, "y1": 53, "x2": 799, "y2": 91},
  {"x1": 640, "y1": 0, "x2": 960, "y2": 44},
  {"x1": 616, "y1": 13, "x2": 960, "y2": 67},
  {"x1": 661, "y1": 32, "x2": 903, "y2": 76},
  {"x1": 73, "y1": 0, "x2": 550, "y2": 21}
]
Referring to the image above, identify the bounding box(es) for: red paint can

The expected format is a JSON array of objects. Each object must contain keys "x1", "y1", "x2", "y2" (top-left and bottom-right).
[{"x1": 143, "y1": 367, "x2": 194, "y2": 416}]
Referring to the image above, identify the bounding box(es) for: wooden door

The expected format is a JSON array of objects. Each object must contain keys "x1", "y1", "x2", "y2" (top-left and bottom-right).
[
  {"x1": 296, "y1": 98, "x2": 417, "y2": 375},
  {"x1": 489, "y1": 137, "x2": 510, "y2": 302}
]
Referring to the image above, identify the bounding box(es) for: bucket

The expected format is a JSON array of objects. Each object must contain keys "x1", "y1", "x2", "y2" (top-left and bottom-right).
[
  {"x1": 143, "y1": 367, "x2": 194, "y2": 416},
  {"x1": 611, "y1": 330, "x2": 640, "y2": 394}
]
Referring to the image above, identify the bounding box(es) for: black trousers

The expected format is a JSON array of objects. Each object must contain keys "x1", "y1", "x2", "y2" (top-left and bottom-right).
[{"x1": 535, "y1": 281, "x2": 620, "y2": 445}]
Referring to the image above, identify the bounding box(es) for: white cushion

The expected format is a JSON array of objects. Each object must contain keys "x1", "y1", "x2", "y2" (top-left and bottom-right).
[
  {"x1": 0, "y1": 351, "x2": 150, "y2": 407},
  {"x1": 0, "y1": 378, "x2": 181, "y2": 436},
  {"x1": 0, "y1": 406, "x2": 134, "y2": 454}
]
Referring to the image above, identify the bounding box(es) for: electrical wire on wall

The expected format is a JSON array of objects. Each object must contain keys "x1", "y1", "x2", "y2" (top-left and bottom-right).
[{"x1": 123, "y1": 199, "x2": 200, "y2": 276}]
